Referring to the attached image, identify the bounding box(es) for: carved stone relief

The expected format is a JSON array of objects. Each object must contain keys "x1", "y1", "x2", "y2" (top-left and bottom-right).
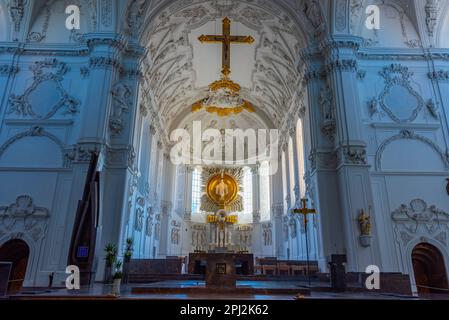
[
  {"x1": 109, "y1": 82, "x2": 133, "y2": 135},
  {"x1": 8, "y1": 59, "x2": 79, "y2": 119},
  {"x1": 171, "y1": 220, "x2": 181, "y2": 245},
  {"x1": 191, "y1": 224, "x2": 207, "y2": 251},
  {"x1": 319, "y1": 85, "x2": 336, "y2": 140},
  {"x1": 379, "y1": 64, "x2": 424, "y2": 123},
  {"x1": 262, "y1": 222, "x2": 273, "y2": 246},
  {"x1": 0, "y1": 196, "x2": 50, "y2": 242},
  {"x1": 392, "y1": 199, "x2": 449, "y2": 247}
]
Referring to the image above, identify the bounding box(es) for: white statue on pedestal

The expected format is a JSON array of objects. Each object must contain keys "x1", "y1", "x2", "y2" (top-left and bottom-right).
[{"x1": 217, "y1": 211, "x2": 227, "y2": 247}]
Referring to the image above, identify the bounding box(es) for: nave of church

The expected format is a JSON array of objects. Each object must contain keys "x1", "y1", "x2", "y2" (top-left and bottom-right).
[{"x1": 1, "y1": 0, "x2": 449, "y2": 301}]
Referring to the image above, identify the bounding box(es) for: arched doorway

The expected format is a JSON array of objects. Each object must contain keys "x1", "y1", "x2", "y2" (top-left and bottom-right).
[
  {"x1": 412, "y1": 243, "x2": 449, "y2": 295},
  {"x1": 0, "y1": 239, "x2": 30, "y2": 294}
]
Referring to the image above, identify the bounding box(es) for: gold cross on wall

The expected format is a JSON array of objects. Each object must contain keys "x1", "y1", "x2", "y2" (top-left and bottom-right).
[{"x1": 199, "y1": 17, "x2": 254, "y2": 78}]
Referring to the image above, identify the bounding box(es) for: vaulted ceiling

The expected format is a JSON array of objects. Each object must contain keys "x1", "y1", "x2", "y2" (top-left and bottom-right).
[{"x1": 138, "y1": 0, "x2": 316, "y2": 131}]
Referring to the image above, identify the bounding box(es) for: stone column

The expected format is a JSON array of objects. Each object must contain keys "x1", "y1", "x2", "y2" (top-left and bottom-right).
[
  {"x1": 282, "y1": 143, "x2": 292, "y2": 212},
  {"x1": 251, "y1": 164, "x2": 262, "y2": 257},
  {"x1": 77, "y1": 33, "x2": 128, "y2": 280},
  {"x1": 302, "y1": 51, "x2": 344, "y2": 271},
  {"x1": 184, "y1": 165, "x2": 194, "y2": 220},
  {"x1": 158, "y1": 203, "x2": 172, "y2": 258},
  {"x1": 271, "y1": 157, "x2": 285, "y2": 259},
  {"x1": 322, "y1": 36, "x2": 381, "y2": 271}
]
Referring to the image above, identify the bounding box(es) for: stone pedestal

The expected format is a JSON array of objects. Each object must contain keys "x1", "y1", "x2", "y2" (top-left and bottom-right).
[
  {"x1": 205, "y1": 254, "x2": 236, "y2": 288},
  {"x1": 188, "y1": 253, "x2": 253, "y2": 288}
]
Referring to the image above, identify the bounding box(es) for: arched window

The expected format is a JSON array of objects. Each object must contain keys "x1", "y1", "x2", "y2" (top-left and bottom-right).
[
  {"x1": 296, "y1": 120, "x2": 306, "y2": 198},
  {"x1": 259, "y1": 161, "x2": 271, "y2": 221},
  {"x1": 281, "y1": 151, "x2": 288, "y2": 213},
  {"x1": 288, "y1": 137, "x2": 295, "y2": 205},
  {"x1": 243, "y1": 167, "x2": 253, "y2": 216},
  {"x1": 191, "y1": 167, "x2": 202, "y2": 214}
]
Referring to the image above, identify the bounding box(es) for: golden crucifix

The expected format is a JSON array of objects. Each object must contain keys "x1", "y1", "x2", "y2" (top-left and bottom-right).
[
  {"x1": 292, "y1": 198, "x2": 317, "y2": 226},
  {"x1": 199, "y1": 17, "x2": 254, "y2": 77},
  {"x1": 292, "y1": 198, "x2": 317, "y2": 284}
]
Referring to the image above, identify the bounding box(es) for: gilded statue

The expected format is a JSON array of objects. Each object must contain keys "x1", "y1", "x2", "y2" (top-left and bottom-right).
[
  {"x1": 215, "y1": 175, "x2": 229, "y2": 201},
  {"x1": 358, "y1": 208, "x2": 372, "y2": 236}
]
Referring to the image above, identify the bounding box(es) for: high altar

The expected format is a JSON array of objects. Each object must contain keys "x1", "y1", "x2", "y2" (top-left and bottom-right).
[
  {"x1": 198, "y1": 168, "x2": 246, "y2": 253},
  {"x1": 193, "y1": 163, "x2": 252, "y2": 286}
]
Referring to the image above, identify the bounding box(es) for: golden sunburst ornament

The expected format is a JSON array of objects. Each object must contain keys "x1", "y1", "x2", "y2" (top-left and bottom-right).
[{"x1": 200, "y1": 167, "x2": 244, "y2": 213}]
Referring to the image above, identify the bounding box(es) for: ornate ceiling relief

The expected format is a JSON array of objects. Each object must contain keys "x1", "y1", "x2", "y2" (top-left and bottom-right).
[
  {"x1": 7, "y1": 59, "x2": 80, "y2": 119},
  {"x1": 0, "y1": 195, "x2": 50, "y2": 243},
  {"x1": 140, "y1": 0, "x2": 304, "y2": 133},
  {"x1": 392, "y1": 199, "x2": 449, "y2": 248},
  {"x1": 124, "y1": 0, "x2": 148, "y2": 39},
  {"x1": 302, "y1": 0, "x2": 326, "y2": 37}
]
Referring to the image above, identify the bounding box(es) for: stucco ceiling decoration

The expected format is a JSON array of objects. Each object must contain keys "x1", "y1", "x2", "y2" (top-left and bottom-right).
[
  {"x1": 140, "y1": 0, "x2": 306, "y2": 130},
  {"x1": 191, "y1": 16, "x2": 256, "y2": 117}
]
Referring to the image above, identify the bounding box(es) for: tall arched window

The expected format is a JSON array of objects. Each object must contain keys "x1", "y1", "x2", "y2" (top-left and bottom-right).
[
  {"x1": 281, "y1": 151, "x2": 288, "y2": 213},
  {"x1": 259, "y1": 161, "x2": 271, "y2": 221},
  {"x1": 288, "y1": 138, "x2": 295, "y2": 206},
  {"x1": 243, "y1": 167, "x2": 253, "y2": 216},
  {"x1": 296, "y1": 120, "x2": 306, "y2": 198},
  {"x1": 191, "y1": 167, "x2": 202, "y2": 214}
]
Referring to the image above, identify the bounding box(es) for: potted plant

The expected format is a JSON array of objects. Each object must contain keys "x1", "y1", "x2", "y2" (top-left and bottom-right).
[
  {"x1": 123, "y1": 238, "x2": 133, "y2": 284},
  {"x1": 111, "y1": 260, "x2": 123, "y2": 297},
  {"x1": 124, "y1": 238, "x2": 133, "y2": 262},
  {"x1": 104, "y1": 243, "x2": 118, "y2": 283}
]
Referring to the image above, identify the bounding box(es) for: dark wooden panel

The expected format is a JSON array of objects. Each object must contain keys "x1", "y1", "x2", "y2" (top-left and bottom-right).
[
  {"x1": 128, "y1": 259, "x2": 183, "y2": 274},
  {"x1": 0, "y1": 262, "x2": 12, "y2": 296},
  {"x1": 188, "y1": 253, "x2": 254, "y2": 275}
]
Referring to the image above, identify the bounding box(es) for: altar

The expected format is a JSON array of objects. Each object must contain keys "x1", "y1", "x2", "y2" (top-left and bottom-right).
[{"x1": 189, "y1": 253, "x2": 254, "y2": 287}]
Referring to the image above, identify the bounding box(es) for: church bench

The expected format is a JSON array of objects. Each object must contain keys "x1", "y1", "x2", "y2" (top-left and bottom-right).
[
  {"x1": 277, "y1": 262, "x2": 290, "y2": 276},
  {"x1": 255, "y1": 259, "x2": 320, "y2": 276},
  {"x1": 256, "y1": 257, "x2": 277, "y2": 275}
]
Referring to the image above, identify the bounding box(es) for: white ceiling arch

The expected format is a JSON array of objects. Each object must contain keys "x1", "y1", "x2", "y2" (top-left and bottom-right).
[{"x1": 137, "y1": 0, "x2": 325, "y2": 131}]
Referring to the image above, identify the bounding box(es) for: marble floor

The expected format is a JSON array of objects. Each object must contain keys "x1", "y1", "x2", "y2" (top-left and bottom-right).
[{"x1": 5, "y1": 280, "x2": 442, "y2": 300}]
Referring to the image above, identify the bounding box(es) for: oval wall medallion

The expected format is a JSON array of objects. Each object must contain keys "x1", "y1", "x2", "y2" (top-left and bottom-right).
[
  {"x1": 380, "y1": 83, "x2": 423, "y2": 123},
  {"x1": 378, "y1": 64, "x2": 424, "y2": 123}
]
